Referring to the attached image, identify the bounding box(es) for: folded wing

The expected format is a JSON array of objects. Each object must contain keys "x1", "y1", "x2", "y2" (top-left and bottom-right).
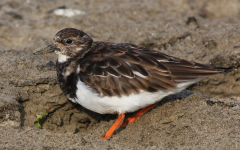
[{"x1": 78, "y1": 43, "x2": 226, "y2": 97}]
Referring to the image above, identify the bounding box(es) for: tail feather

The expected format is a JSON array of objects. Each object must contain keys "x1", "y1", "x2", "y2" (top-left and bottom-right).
[{"x1": 217, "y1": 68, "x2": 237, "y2": 73}]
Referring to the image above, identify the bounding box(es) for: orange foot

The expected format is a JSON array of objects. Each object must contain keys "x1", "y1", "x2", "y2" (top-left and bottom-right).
[
  {"x1": 101, "y1": 113, "x2": 125, "y2": 139},
  {"x1": 101, "y1": 103, "x2": 157, "y2": 139},
  {"x1": 121, "y1": 103, "x2": 157, "y2": 128}
]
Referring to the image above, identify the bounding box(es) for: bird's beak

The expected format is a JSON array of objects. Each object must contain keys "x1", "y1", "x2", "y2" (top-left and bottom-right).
[{"x1": 33, "y1": 44, "x2": 58, "y2": 55}]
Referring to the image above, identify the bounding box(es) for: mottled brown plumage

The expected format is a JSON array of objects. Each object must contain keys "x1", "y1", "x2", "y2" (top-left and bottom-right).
[
  {"x1": 34, "y1": 28, "x2": 234, "y2": 99},
  {"x1": 57, "y1": 40, "x2": 227, "y2": 98},
  {"x1": 34, "y1": 28, "x2": 235, "y2": 139}
]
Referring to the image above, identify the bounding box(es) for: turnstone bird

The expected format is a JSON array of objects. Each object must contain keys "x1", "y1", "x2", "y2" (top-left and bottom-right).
[{"x1": 34, "y1": 28, "x2": 235, "y2": 139}]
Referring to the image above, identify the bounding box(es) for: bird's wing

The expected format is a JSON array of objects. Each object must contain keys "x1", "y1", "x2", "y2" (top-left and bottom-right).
[{"x1": 78, "y1": 43, "x2": 224, "y2": 97}]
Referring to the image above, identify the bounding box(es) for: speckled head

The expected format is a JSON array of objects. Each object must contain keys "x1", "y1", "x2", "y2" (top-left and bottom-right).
[{"x1": 34, "y1": 28, "x2": 93, "y2": 62}]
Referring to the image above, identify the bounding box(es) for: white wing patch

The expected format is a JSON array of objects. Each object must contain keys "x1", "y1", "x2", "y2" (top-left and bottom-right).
[
  {"x1": 133, "y1": 71, "x2": 148, "y2": 78},
  {"x1": 157, "y1": 60, "x2": 169, "y2": 62}
]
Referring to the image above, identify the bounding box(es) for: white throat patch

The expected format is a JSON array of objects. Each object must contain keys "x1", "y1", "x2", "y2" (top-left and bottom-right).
[{"x1": 55, "y1": 51, "x2": 69, "y2": 63}]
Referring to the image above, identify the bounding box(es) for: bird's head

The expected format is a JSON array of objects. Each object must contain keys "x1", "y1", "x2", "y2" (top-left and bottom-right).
[{"x1": 34, "y1": 28, "x2": 93, "y2": 62}]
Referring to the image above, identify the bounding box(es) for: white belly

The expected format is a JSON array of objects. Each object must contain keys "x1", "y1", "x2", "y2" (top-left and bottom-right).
[{"x1": 70, "y1": 78, "x2": 204, "y2": 114}]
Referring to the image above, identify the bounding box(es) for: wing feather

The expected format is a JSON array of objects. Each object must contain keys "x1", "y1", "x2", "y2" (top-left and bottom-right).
[{"x1": 78, "y1": 42, "x2": 225, "y2": 97}]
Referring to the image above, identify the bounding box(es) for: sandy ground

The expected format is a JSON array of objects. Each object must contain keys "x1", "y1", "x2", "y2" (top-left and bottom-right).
[{"x1": 1, "y1": 0, "x2": 240, "y2": 149}]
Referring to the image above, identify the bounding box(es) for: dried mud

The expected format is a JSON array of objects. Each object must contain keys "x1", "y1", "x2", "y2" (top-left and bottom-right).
[{"x1": 1, "y1": 0, "x2": 240, "y2": 149}]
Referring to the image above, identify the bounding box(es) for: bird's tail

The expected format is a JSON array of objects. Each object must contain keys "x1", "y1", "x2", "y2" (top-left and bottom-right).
[{"x1": 218, "y1": 68, "x2": 237, "y2": 73}]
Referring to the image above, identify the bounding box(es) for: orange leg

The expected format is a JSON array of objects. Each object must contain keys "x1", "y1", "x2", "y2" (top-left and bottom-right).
[
  {"x1": 101, "y1": 113, "x2": 125, "y2": 139},
  {"x1": 121, "y1": 103, "x2": 157, "y2": 128}
]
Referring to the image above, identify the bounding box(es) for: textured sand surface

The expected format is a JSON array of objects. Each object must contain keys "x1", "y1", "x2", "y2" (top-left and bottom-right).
[{"x1": 1, "y1": 0, "x2": 240, "y2": 149}]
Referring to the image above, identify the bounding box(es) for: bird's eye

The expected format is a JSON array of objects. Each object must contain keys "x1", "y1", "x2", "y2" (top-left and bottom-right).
[{"x1": 66, "y1": 39, "x2": 73, "y2": 44}]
